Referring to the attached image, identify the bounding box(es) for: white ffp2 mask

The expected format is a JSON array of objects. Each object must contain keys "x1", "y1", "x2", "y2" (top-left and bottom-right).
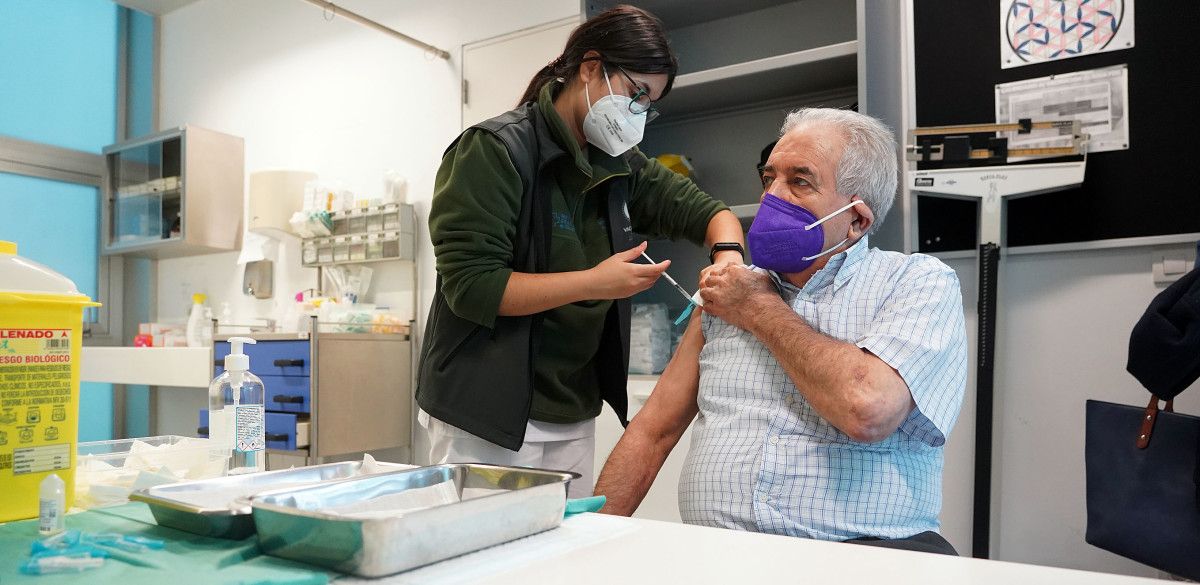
[{"x1": 581, "y1": 66, "x2": 646, "y2": 157}]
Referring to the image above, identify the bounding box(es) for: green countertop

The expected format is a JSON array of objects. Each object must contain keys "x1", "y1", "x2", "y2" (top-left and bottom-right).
[{"x1": 0, "y1": 503, "x2": 329, "y2": 585}]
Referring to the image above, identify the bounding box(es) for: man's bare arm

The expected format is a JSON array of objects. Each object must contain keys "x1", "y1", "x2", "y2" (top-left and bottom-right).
[
  {"x1": 746, "y1": 300, "x2": 914, "y2": 442},
  {"x1": 594, "y1": 314, "x2": 703, "y2": 515}
]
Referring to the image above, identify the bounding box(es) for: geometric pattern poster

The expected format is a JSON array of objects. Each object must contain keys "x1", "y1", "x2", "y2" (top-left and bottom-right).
[{"x1": 1001, "y1": 0, "x2": 1134, "y2": 69}]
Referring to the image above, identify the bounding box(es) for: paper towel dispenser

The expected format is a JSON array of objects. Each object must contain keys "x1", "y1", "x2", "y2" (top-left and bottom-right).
[{"x1": 248, "y1": 170, "x2": 317, "y2": 237}]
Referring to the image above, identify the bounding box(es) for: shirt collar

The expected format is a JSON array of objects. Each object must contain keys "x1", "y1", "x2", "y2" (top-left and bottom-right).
[
  {"x1": 764, "y1": 269, "x2": 798, "y2": 299},
  {"x1": 537, "y1": 80, "x2": 630, "y2": 182},
  {"x1": 828, "y1": 234, "x2": 869, "y2": 290},
  {"x1": 767, "y1": 235, "x2": 870, "y2": 296}
]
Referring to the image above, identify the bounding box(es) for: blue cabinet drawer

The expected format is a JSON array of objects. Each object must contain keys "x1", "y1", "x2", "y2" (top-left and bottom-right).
[
  {"x1": 214, "y1": 340, "x2": 311, "y2": 377},
  {"x1": 197, "y1": 408, "x2": 209, "y2": 438},
  {"x1": 261, "y1": 374, "x2": 310, "y2": 414},
  {"x1": 266, "y1": 412, "x2": 299, "y2": 451}
]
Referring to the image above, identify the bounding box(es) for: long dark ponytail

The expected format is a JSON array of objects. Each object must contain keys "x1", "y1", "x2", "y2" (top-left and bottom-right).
[{"x1": 517, "y1": 5, "x2": 678, "y2": 106}]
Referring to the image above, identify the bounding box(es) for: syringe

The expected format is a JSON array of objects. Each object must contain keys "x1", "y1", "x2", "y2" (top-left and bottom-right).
[
  {"x1": 641, "y1": 252, "x2": 705, "y2": 324},
  {"x1": 641, "y1": 252, "x2": 694, "y2": 304}
]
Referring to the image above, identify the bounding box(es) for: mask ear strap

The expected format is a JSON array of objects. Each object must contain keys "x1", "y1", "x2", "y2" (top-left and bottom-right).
[
  {"x1": 601, "y1": 63, "x2": 617, "y2": 96},
  {"x1": 804, "y1": 200, "x2": 866, "y2": 231},
  {"x1": 802, "y1": 237, "x2": 850, "y2": 261}
]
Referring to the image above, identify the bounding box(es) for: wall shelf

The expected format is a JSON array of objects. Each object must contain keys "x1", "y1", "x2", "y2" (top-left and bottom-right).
[
  {"x1": 658, "y1": 41, "x2": 858, "y2": 120},
  {"x1": 615, "y1": 0, "x2": 795, "y2": 29},
  {"x1": 729, "y1": 203, "x2": 759, "y2": 220},
  {"x1": 301, "y1": 203, "x2": 416, "y2": 267}
]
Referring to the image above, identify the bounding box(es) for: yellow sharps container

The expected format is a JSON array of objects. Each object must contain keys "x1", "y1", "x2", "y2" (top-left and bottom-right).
[{"x1": 0, "y1": 241, "x2": 99, "y2": 521}]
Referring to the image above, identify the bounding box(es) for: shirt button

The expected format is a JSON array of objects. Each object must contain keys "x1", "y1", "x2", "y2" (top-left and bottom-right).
[
  {"x1": 757, "y1": 493, "x2": 767, "y2": 502},
  {"x1": 769, "y1": 436, "x2": 779, "y2": 445}
]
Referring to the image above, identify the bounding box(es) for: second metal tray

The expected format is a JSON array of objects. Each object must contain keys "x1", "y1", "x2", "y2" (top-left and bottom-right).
[{"x1": 251, "y1": 463, "x2": 578, "y2": 577}]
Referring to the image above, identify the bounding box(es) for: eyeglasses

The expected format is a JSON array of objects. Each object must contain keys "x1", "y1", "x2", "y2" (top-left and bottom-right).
[{"x1": 612, "y1": 65, "x2": 656, "y2": 115}]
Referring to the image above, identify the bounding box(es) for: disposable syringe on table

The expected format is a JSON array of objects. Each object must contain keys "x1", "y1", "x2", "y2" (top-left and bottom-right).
[{"x1": 641, "y1": 252, "x2": 704, "y2": 325}]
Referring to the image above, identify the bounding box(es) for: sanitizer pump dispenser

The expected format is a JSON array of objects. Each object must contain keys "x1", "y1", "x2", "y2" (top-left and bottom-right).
[{"x1": 208, "y1": 337, "x2": 266, "y2": 474}]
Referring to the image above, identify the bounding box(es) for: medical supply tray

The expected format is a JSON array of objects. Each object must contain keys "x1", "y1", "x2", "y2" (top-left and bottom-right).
[{"x1": 250, "y1": 463, "x2": 578, "y2": 577}]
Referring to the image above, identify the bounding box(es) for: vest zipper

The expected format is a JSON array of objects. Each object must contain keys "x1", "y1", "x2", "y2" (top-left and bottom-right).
[{"x1": 570, "y1": 171, "x2": 630, "y2": 229}]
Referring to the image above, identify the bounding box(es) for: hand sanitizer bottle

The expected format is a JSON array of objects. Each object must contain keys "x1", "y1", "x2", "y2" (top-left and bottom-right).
[{"x1": 208, "y1": 337, "x2": 266, "y2": 474}]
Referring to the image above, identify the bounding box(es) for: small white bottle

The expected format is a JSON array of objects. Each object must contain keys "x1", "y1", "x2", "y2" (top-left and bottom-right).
[
  {"x1": 208, "y1": 337, "x2": 266, "y2": 474},
  {"x1": 186, "y1": 293, "x2": 211, "y2": 347},
  {"x1": 382, "y1": 170, "x2": 407, "y2": 204},
  {"x1": 38, "y1": 474, "x2": 65, "y2": 536}
]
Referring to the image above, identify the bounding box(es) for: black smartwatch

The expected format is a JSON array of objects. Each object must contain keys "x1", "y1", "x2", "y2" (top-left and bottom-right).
[{"x1": 709, "y1": 242, "x2": 745, "y2": 263}]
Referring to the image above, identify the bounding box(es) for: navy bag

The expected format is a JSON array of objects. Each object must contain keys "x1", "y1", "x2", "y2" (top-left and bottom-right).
[
  {"x1": 1085, "y1": 266, "x2": 1200, "y2": 579},
  {"x1": 1085, "y1": 398, "x2": 1200, "y2": 578}
]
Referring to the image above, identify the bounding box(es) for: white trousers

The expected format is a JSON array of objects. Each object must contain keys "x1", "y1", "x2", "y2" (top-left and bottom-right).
[{"x1": 417, "y1": 410, "x2": 595, "y2": 499}]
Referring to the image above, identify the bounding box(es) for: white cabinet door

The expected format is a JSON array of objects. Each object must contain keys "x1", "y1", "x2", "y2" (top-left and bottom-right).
[{"x1": 461, "y1": 17, "x2": 577, "y2": 130}]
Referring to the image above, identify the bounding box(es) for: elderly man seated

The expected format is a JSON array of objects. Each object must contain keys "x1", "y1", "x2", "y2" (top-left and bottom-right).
[{"x1": 594, "y1": 108, "x2": 968, "y2": 555}]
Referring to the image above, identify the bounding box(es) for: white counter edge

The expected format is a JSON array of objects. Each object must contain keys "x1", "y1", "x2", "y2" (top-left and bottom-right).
[{"x1": 81, "y1": 346, "x2": 212, "y2": 387}]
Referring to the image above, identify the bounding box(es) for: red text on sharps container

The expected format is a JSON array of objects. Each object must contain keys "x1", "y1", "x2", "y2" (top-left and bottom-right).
[
  {"x1": 0, "y1": 355, "x2": 69, "y2": 364},
  {"x1": 0, "y1": 330, "x2": 59, "y2": 338}
]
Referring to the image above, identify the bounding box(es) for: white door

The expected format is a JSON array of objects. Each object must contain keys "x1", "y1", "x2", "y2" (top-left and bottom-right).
[{"x1": 461, "y1": 16, "x2": 578, "y2": 130}]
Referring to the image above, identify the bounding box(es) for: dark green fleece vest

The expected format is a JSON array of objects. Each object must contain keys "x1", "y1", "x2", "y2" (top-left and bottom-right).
[{"x1": 416, "y1": 102, "x2": 639, "y2": 451}]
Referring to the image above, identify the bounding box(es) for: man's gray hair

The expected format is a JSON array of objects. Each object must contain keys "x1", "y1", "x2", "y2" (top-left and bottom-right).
[{"x1": 779, "y1": 108, "x2": 898, "y2": 232}]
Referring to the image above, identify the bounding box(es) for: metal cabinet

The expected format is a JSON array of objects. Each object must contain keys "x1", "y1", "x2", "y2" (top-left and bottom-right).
[
  {"x1": 208, "y1": 328, "x2": 413, "y2": 466},
  {"x1": 585, "y1": 0, "x2": 860, "y2": 318},
  {"x1": 101, "y1": 125, "x2": 244, "y2": 258}
]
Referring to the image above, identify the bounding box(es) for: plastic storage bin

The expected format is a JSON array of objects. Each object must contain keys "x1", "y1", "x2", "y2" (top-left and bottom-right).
[{"x1": 75, "y1": 435, "x2": 230, "y2": 509}]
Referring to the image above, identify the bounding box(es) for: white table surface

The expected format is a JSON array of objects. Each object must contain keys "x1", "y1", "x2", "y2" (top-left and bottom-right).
[{"x1": 339, "y1": 512, "x2": 1164, "y2": 585}]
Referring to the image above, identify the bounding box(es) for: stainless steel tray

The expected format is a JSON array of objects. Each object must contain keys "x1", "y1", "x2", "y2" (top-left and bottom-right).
[
  {"x1": 250, "y1": 463, "x2": 578, "y2": 577},
  {"x1": 130, "y1": 460, "x2": 410, "y2": 539}
]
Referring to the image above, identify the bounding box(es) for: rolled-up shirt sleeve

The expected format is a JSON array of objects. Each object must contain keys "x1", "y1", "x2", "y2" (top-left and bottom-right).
[
  {"x1": 428, "y1": 130, "x2": 522, "y2": 328},
  {"x1": 855, "y1": 260, "x2": 968, "y2": 446}
]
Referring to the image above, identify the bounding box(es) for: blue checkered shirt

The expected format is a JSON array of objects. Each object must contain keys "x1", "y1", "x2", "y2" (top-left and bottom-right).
[{"x1": 678, "y1": 236, "x2": 968, "y2": 541}]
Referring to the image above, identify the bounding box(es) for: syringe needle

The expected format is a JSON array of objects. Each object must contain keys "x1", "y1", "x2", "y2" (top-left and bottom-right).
[{"x1": 641, "y1": 252, "x2": 693, "y2": 302}]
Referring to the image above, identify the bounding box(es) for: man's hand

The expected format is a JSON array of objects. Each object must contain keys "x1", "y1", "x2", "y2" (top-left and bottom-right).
[
  {"x1": 698, "y1": 264, "x2": 782, "y2": 332},
  {"x1": 698, "y1": 249, "x2": 745, "y2": 296}
]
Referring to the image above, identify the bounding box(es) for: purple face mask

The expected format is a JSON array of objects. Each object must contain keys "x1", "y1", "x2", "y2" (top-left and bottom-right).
[{"x1": 747, "y1": 194, "x2": 864, "y2": 273}]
